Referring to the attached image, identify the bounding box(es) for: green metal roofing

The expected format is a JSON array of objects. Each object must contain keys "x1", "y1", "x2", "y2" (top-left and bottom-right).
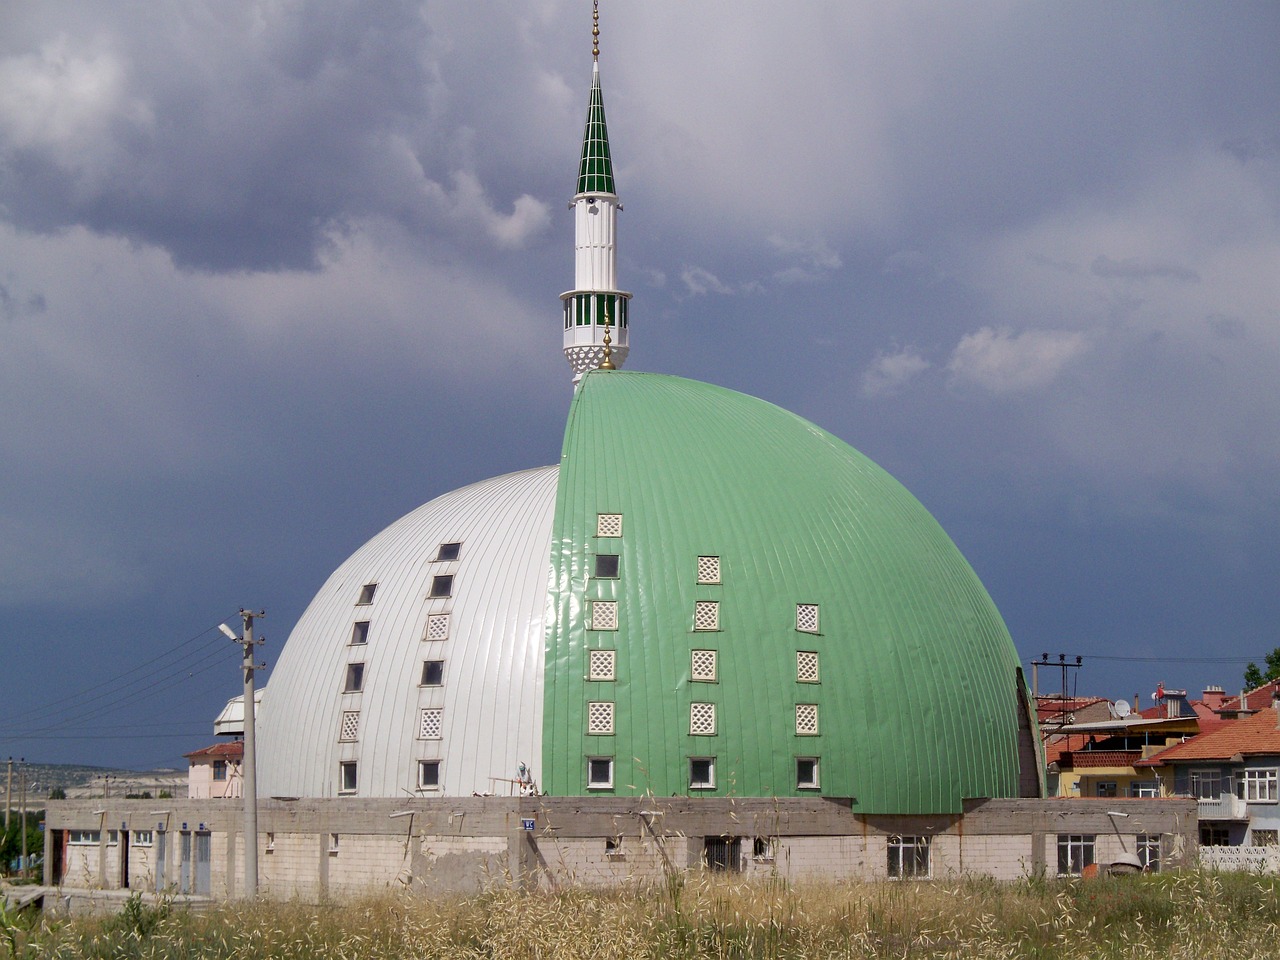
[
  {"x1": 576, "y1": 65, "x2": 615, "y2": 195},
  {"x1": 542, "y1": 371, "x2": 1037, "y2": 813}
]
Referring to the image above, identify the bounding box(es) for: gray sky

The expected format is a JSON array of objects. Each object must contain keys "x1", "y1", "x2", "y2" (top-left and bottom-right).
[{"x1": 2, "y1": 1, "x2": 1277, "y2": 768}]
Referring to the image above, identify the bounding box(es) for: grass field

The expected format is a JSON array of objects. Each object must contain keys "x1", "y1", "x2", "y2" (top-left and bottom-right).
[{"x1": 6, "y1": 871, "x2": 1280, "y2": 959}]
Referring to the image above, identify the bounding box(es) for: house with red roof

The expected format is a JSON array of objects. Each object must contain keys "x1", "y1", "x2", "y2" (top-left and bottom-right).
[{"x1": 183, "y1": 741, "x2": 244, "y2": 800}]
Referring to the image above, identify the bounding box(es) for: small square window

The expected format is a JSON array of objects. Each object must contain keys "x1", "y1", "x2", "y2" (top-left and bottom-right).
[
  {"x1": 339, "y1": 761, "x2": 358, "y2": 794},
  {"x1": 212, "y1": 760, "x2": 227, "y2": 781},
  {"x1": 419, "y1": 760, "x2": 441, "y2": 790},
  {"x1": 689, "y1": 757, "x2": 715, "y2": 789},
  {"x1": 587, "y1": 756, "x2": 614, "y2": 789},
  {"x1": 694, "y1": 600, "x2": 719, "y2": 631},
  {"x1": 691, "y1": 649, "x2": 717, "y2": 682},
  {"x1": 605, "y1": 836, "x2": 624, "y2": 858},
  {"x1": 591, "y1": 600, "x2": 618, "y2": 631},
  {"x1": 796, "y1": 757, "x2": 820, "y2": 789},
  {"x1": 796, "y1": 603, "x2": 820, "y2": 633},
  {"x1": 356, "y1": 583, "x2": 377, "y2": 604},
  {"x1": 588, "y1": 701, "x2": 615, "y2": 735},
  {"x1": 339, "y1": 710, "x2": 360, "y2": 742},
  {"x1": 429, "y1": 575, "x2": 454, "y2": 598},
  {"x1": 594, "y1": 554, "x2": 620, "y2": 578},
  {"x1": 425, "y1": 613, "x2": 449, "y2": 641},
  {"x1": 329, "y1": 832, "x2": 340, "y2": 853},
  {"x1": 596, "y1": 514, "x2": 623, "y2": 538},
  {"x1": 344, "y1": 662, "x2": 365, "y2": 693},
  {"x1": 588, "y1": 649, "x2": 616, "y2": 681},
  {"x1": 351, "y1": 620, "x2": 370, "y2": 645},
  {"x1": 753, "y1": 837, "x2": 776, "y2": 861},
  {"x1": 797, "y1": 650, "x2": 820, "y2": 683},
  {"x1": 697, "y1": 556, "x2": 721, "y2": 584},
  {"x1": 796, "y1": 703, "x2": 819, "y2": 736},
  {"x1": 421, "y1": 660, "x2": 444, "y2": 686},
  {"x1": 436, "y1": 542, "x2": 462, "y2": 561},
  {"x1": 419, "y1": 707, "x2": 443, "y2": 740},
  {"x1": 690, "y1": 701, "x2": 717, "y2": 735}
]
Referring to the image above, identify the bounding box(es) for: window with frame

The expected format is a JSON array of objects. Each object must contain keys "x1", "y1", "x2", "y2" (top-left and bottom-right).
[
  {"x1": 1130, "y1": 781, "x2": 1159, "y2": 798},
  {"x1": 1057, "y1": 834, "x2": 1095, "y2": 875},
  {"x1": 1241, "y1": 768, "x2": 1278, "y2": 802},
  {"x1": 1189, "y1": 769, "x2": 1223, "y2": 801},
  {"x1": 339, "y1": 710, "x2": 360, "y2": 742},
  {"x1": 212, "y1": 760, "x2": 227, "y2": 781},
  {"x1": 329, "y1": 833, "x2": 340, "y2": 854},
  {"x1": 887, "y1": 835, "x2": 931, "y2": 879},
  {"x1": 587, "y1": 756, "x2": 614, "y2": 789},
  {"x1": 1137, "y1": 834, "x2": 1161, "y2": 871},
  {"x1": 594, "y1": 554, "x2": 620, "y2": 578},
  {"x1": 797, "y1": 650, "x2": 819, "y2": 683},
  {"x1": 588, "y1": 649, "x2": 616, "y2": 681},
  {"x1": 419, "y1": 707, "x2": 443, "y2": 740},
  {"x1": 689, "y1": 757, "x2": 716, "y2": 789},
  {"x1": 425, "y1": 613, "x2": 450, "y2": 641},
  {"x1": 690, "y1": 701, "x2": 717, "y2": 735},
  {"x1": 418, "y1": 760, "x2": 441, "y2": 790},
  {"x1": 421, "y1": 660, "x2": 444, "y2": 686},
  {"x1": 1095, "y1": 781, "x2": 1118, "y2": 798},
  {"x1": 796, "y1": 603, "x2": 820, "y2": 633},
  {"x1": 1200, "y1": 824, "x2": 1230, "y2": 846},
  {"x1": 350, "y1": 620, "x2": 370, "y2": 645},
  {"x1": 596, "y1": 513, "x2": 623, "y2": 538},
  {"x1": 344, "y1": 662, "x2": 365, "y2": 693},
  {"x1": 691, "y1": 649, "x2": 717, "y2": 682},
  {"x1": 796, "y1": 703, "x2": 819, "y2": 736},
  {"x1": 796, "y1": 757, "x2": 820, "y2": 790},
  {"x1": 132, "y1": 830, "x2": 154, "y2": 846},
  {"x1": 69, "y1": 830, "x2": 101, "y2": 845},
  {"x1": 591, "y1": 600, "x2": 618, "y2": 631},
  {"x1": 587, "y1": 701, "x2": 615, "y2": 735},
  {"x1": 429, "y1": 575, "x2": 454, "y2": 598},
  {"x1": 605, "y1": 836, "x2": 624, "y2": 858},
  {"x1": 356, "y1": 583, "x2": 377, "y2": 605},
  {"x1": 436, "y1": 541, "x2": 462, "y2": 561},
  {"x1": 697, "y1": 556, "x2": 721, "y2": 584},
  {"x1": 752, "y1": 836, "x2": 776, "y2": 861},
  {"x1": 693, "y1": 600, "x2": 719, "y2": 631},
  {"x1": 339, "y1": 761, "x2": 358, "y2": 794}
]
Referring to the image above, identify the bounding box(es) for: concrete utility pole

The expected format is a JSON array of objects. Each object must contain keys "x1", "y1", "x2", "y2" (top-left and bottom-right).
[
  {"x1": 227, "y1": 610, "x2": 265, "y2": 899},
  {"x1": 4, "y1": 757, "x2": 11, "y2": 831},
  {"x1": 18, "y1": 761, "x2": 26, "y2": 880}
]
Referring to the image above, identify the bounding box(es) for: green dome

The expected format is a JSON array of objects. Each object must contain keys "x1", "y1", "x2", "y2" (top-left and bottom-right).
[{"x1": 542, "y1": 371, "x2": 1040, "y2": 813}]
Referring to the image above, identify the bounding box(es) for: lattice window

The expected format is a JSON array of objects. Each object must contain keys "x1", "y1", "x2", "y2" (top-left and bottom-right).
[
  {"x1": 339, "y1": 710, "x2": 360, "y2": 742},
  {"x1": 418, "y1": 707, "x2": 443, "y2": 740},
  {"x1": 690, "y1": 701, "x2": 717, "y2": 735},
  {"x1": 425, "y1": 613, "x2": 450, "y2": 641},
  {"x1": 588, "y1": 649, "x2": 616, "y2": 681},
  {"x1": 796, "y1": 703, "x2": 819, "y2": 736},
  {"x1": 797, "y1": 650, "x2": 820, "y2": 683},
  {"x1": 694, "y1": 600, "x2": 719, "y2": 631},
  {"x1": 796, "y1": 603, "x2": 820, "y2": 633},
  {"x1": 691, "y1": 649, "x2": 717, "y2": 682},
  {"x1": 587, "y1": 701, "x2": 615, "y2": 735},
  {"x1": 697, "y1": 556, "x2": 721, "y2": 584},
  {"x1": 596, "y1": 513, "x2": 623, "y2": 538},
  {"x1": 591, "y1": 600, "x2": 618, "y2": 631}
]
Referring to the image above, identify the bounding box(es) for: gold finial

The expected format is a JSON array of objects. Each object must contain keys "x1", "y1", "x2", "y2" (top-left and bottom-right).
[
  {"x1": 592, "y1": 1, "x2": 600, "y2": 60},
  {"x1": 600, "y1": 301, "x2": 616, "y2": 370}
]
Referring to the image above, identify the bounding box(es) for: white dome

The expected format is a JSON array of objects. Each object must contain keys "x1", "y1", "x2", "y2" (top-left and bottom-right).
[{"x1": 258, "y1": 466, "x2": 557, "y2": 798}]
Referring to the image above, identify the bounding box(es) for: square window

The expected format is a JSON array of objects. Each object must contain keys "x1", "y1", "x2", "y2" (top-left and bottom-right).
[
  {"x1": 796, "y1": 703, "x2": 819, "y2": 736},
  {"x1": 605, "y1": 836, "x2": 624, "y2": 858},
  {"x1": 351, "y1": 620, "x2": 370, "y2": 645},
  {"x1": 887, "y1": 835, "x2": 931, "y2": 879},
  {"x1": 691, "y1": 649, "x2": 718, "y2": 682},
  {"x1": 419, "y1": 760, "x2": 441, "y2": 790},
  {"x1": 1056, "y1": 834, "x2": 1095, "y2": 876},
  {"x1": 429, "y1": 575, "x2": 454, "y2": 598},
  {"x1": 689, "y1": 757, "x2": 716, "y2": 789},
  {"x1": 690, "y1": 701, "x2": 717, "y2": 735},
  {"x1": 356, "y1": 583, "x2": 377, "y2": 605},
  {"x1": 697, "y1": 556, "x2": 721, "y2": 584},
  {"x1": 587, "y1": 756, "x2": 614, "y2": 789},
  {"x1": 796, "y1": 603, "x2": 820, "y2": 633},
  {"x1": 344, "y1": 662, "x2": 365, "y2": 693},
  {"x1": 797, "y1": 650, "x2": 820, "y2": 683},
  {"x1": 425, "y1": 613, "x2": 450, "y2": 641},
  {"x1": 588, "y1": 649, "x2": 616, "y2": 681},
  {"x1": 753, "y1": 836, "x2": 775, "y2": 861},
  {"x1": 596, "y1": 513, "x2": 623, "y2": 538},
  {"x1": 796, "y1": 757, "x2": 820, "y2": 789},
  {"x1": 419, "y1": 707, "x2": 443, "y2": 740},
  {"x1": 591, "y1": 600, "x2": 618, "y2": 631},
  {"x1": 1096, "y1": 781, "x2": 1118, "y2": 798},
  {"x1": 594, "y1": 554, "x2": 620, "y2": 578},
  {"x1": 694, "y1": 600, "x2": 719, "y2": 631},
  {"x1": 588, "y1": 701, "x2": 615, "y2": 735},
  {"x1": 339, "y1": 710, "x2": 360, "y2": 742},
  {"x1": 436, "y1": 541, "x2": 462, "y2": 561},
  {"x1": 212, "y1": 760, "x2": 227, "y2": 781},
  {"x1": 339, "y1": 761, "x2": 358, "y2": 794},
  {"x1": 421, "y1": 660, "x2": 444, "y2": 686}
]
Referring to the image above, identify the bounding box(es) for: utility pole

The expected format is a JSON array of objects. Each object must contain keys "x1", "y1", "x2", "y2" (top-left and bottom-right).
[
  {"x1": 4, "y1": 757, "x2": 11, "y2": 831},
  {"x1": 18, "y1": 760, "x2": 26, "y2": 880},
  {"x1": 224, "y1": 610, "x2": 264, "y2": 899}
]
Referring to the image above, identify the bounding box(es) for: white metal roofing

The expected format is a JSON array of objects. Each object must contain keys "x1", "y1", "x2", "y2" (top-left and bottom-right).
[{"x1": 257, "y1": 466, "x2": 557, "y2": 798}]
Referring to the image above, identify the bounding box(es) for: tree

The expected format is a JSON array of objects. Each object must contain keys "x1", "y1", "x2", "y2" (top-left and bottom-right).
[
  {"x1": 1243, "y1": 647, "x2": 1280, "y2": 690},
  {"x1": 47, "y1": 787, "x2": 66, "y2": 800}
]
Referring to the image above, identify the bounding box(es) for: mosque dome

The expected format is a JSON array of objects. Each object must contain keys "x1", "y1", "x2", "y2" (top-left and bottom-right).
[{"x1": 258, "y1": 371, "x2": 1041, "y2": 813}]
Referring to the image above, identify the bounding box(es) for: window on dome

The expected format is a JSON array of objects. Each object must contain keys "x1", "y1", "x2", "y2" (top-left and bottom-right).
[
  {"x1": 419, "y1": 760, "x2": 441, "y2": 790},
  {"x1": 689, "y1": 757, "x2": 716, "y2": 790},
  {"x1": 596, "y1": 513, "x2": 623, "y2": 538},
  {"x1": 344, "y1": 663, "x2": 365, "y2": 693},
  {"x1": 796, "y1": 757, "x2": 820, "y2": 790},
  {"x1": 356, "y1": 583, "x2": 377, "y2": 605},
  {"x1": 693, "y1": 600, "x2": 719, "y2": 631},
  {"x1": 587, "y1": 701, "x2": 615, "y2": 735},
  {"x1": 419, "y1": 707, "x2": 443, "y2": 740},
  {"x1": 436, "y1": 542, "x2": 462, "y2": 562},
  {"x1": 425, "y1": 613, "x2": 449, "y2": 641},
  {"x1": 797, "y1": 651, "x2": 820, "y2": 683},
  {"x1": 587, "y1": 756, "x2": 614, "y2": 789},
  {"x1": 339, "y1": 710, "x2": 360, "y2": 742},
  {"x1": 588, "y1": 649, "x2": 616, "y2": 681},
  {"x1": 690, "y1": 702, "x2": 716, "y2": 735},
  {"x1": 691, "y1": 649, "x2": 717, "y2": 682},
  {"x1": 429, "y1": 575, "x2": 453, "y2": 598},
  {"x1": 796, "y1": 703, "x2": 819, "y2": 736},
  {"x1": 350, "y1": 620, "x2": 370, "y2": 645},
  {"x1": 590, "y1": 600, "x2": 618, "y2": 631},
  {"x1": 421, "y1": 660, "x2": 444, "y2": 686},
  {"x1": 796, "y1": 603, "x2": 820, "y2": 633},
  {"x1": 696, "y1": 556, "x2": 721, "y2": 584},
  {"x1": 339, "y1": 761, "x2": 358, "y2": 794},
  {"x1": 594, "y1": 554, "x2": 620, "y2": 578}
]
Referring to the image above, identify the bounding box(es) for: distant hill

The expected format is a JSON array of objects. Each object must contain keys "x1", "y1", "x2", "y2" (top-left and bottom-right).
[{"x1": 2, "y1": 762, "x2": 186, "y2": 802}]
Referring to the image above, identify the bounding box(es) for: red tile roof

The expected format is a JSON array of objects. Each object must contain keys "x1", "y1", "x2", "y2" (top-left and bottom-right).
[
  {"x1": 183, "y1": 741, "x2": 244, "y2": 762},
  {"x1": 1219, "y1": 680, "x2": 1280, "y2": 713},
  {"x1": 1145, "y1": 708, "x2": 1280, "y2": 764},
  {"x1": 1064, "y1": 750, "x2": 1143, "y2": 769}
]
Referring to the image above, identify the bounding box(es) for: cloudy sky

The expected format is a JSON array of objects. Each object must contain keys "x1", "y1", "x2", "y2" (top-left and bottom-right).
[{"x1": 1, "y1": 1, "x2": 1277, "y2": 769}]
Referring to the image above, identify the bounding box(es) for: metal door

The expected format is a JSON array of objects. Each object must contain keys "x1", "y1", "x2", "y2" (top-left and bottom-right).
[
  {"x1": 704, "y1": 836, "x2": 741, "y2": 872},
  {"x1": 194, "y1": 831, "x2": 211, "y2": 895},
  {"x1": 179, "y1": 831, "x2": 192, "y2": 893},
  {"x1": 155, "y1": 831, "x2": 166, "y2": 891}
]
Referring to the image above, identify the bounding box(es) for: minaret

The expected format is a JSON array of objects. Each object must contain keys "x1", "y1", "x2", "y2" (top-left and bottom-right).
[{"x1": 562, "y1": 1, "x2": 630, "y2": 383}]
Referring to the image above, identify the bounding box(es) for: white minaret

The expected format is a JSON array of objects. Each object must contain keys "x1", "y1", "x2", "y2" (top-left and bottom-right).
[{"x1": 561, "y1": 2, "x2": 630, "y2": 383}]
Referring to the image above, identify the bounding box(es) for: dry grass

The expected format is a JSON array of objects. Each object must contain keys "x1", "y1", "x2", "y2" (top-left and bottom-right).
[{"x1": 8, "y1": 871, "x2": 1280, "y2": 959}]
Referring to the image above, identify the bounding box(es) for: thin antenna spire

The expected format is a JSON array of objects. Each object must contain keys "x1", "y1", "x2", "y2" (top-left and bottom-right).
[{"x1": 592, "y1": 1, "x2": 600, "y2": 61}]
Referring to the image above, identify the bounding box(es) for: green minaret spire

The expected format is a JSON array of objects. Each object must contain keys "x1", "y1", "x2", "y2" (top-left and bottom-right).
[{"x1": 576, "y1": 4, "x2": 615, "y2": 196}]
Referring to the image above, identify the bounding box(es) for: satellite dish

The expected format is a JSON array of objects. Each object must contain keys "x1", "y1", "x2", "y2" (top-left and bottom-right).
[{"x1": 1115, "y1": 699, "x2": 1132, "y2": 718}]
